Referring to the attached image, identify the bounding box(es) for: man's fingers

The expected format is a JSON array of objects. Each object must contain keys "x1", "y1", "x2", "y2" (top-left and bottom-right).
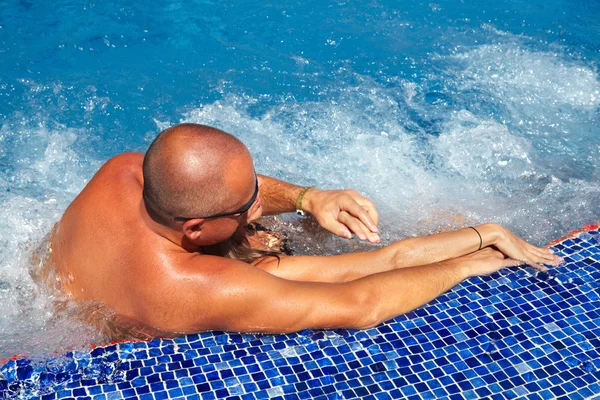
[
  {"x1": 338, "y1": 212, "x2": 380, "y2": 242},
  {"x1": 326, "y1": 219, "x2": 352, "y2": 239},
  {"x1": 528, "y1": 261, "x2": 548, "y2": 272},
  {"x1": 338, "y1": 212, "x2": 368, "y2": 240},
  {"x1": 356, "y1": 199, "x2": 379, "y2": 226},
  {"x1": 363, "y1": 229, "x2": 381, "y2": 243},
  {"x1": 340, "y1": 197, "x2": 378, "y2": 232},
  {"x1": 503, "y1": 258, "x2": 523, "y2": 268}
]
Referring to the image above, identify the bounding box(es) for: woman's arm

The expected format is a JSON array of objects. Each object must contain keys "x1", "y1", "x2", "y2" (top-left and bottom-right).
[
  {"x1": 389, "y1": 223, "x2": 561, "y2": 270},
  {"x1": 388, "y1": 224, "x2": 501, "y2": 268},
  {"x1": 256, "y1": 223, "x2": 561, "y2": 283}
]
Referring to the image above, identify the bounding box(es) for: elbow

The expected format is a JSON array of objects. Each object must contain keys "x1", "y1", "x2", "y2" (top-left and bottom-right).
[
  {"x1": 356, "y1": 314, "x2": 382, "y2": 330},
  {"x1": 391, "y1": 237, "x2": 448, "y2": 268},
  {"x1": 351, "y1": 288, "x2": 385, "y2": 329},
  {"x1": 388, "y1": 237, "x2": 420, "y2": 269}
]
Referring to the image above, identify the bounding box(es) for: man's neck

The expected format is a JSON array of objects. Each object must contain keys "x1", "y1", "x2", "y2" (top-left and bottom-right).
[{"x1": 139, "y1": 200, "x2": 187, "y2": 249}]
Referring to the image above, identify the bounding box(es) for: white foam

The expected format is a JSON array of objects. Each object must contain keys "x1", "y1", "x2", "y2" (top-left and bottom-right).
[
  {"x1": 180, "y1": 66, "x2": 599, "y2": 244},
  {"x1": 450, "y1": 43, "x2": 600, "y2": 108},
  {"x1": 0, "y1": 123, "x2": 102, "y2": 358},
  {"x1": 434, "y1": 110, "x2": 535, "y2": 180},
  {"x1": 181, "y1": 91, "x2": 445, "y2": 237}
]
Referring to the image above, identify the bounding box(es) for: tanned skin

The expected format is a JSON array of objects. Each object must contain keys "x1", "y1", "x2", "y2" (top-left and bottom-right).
[{"x1": 51, "y1": 124, "x2": 562, "y2": 336}]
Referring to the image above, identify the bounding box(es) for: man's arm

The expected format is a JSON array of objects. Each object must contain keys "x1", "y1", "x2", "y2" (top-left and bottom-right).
[
  {"x1": 139, "y1": 248, "x2": 513, "y2": 334},
  {"x1": 257, "y1": 174, "x2": 380, "y2": 243},
  {"x1": 137, "y1": 226, "x2": 560, "y2": 334},
  {"x1": 257, "y1": 174, "x2": 303, "y2": 215},
  {"x1": 254, "y1": 223, "x2": 561, "y2": 283}
]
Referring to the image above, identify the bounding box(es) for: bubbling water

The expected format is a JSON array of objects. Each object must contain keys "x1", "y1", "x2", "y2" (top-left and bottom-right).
[
  {"x1": 0, "y1": 27, "x2": 599, "y2": 357},
  {"x1": 0, "y1": 123, "x2": 108, "y2": 359},
  {"x1": 180, "y1": 55, "x2": 599, "y2": 243}
]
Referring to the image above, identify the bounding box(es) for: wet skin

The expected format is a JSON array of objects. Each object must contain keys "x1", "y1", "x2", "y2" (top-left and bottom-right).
[{"x1": 52, "y1": 152, "x2": 561, "y2": 335}]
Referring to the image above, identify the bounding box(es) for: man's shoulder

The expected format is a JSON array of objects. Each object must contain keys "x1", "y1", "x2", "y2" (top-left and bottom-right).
[
  {"x1": 101, "y1": 152, "x2": 144, "y2": 176},
  {"x1": 131, "y1": 252, "x2": 245, "y2": 332},
  {"x1": 90, "y1": 152, "x2": 145, "y2": 189}
]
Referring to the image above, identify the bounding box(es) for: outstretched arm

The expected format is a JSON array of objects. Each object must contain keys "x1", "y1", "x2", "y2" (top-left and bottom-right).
[
  {"x1": 140, "y1": 225, "x2": 562, "y2": 333},
  {"x1": 258, "y1": 174, "x2": 380, "y2": 242},
  {"x1": 255, "y1": 223, "x2": 561, "y2": 282},
  {"x1": 143, "y1": 247, "x2": 515, "y2": 334}
]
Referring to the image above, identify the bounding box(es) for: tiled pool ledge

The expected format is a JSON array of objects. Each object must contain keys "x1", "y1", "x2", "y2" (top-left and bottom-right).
[{"x1": 2, "y1": 224, "x2": 600, "y2": 400}]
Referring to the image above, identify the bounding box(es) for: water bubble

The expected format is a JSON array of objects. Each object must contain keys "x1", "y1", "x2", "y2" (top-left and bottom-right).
[
  {"x1": 483, "y1": 339, "x2": 496, "y2": 355},
  {"x1": 536, "y1": 269, "x2": 558, "y2": 281},
  {"x1": 279, "y1": 347, "x2": 296, "y2": 358},
  {"x1": 326, "y1": 331, "x2": 341, "y2": 340},
  {"x1": 565, "y1": 356, "x2": 581, "y2": 367},
  {"x1": 522, "y1": 372, "x2": 536, "y2": 382},
  {"x1": 428, "y1": 3, "x2": 441, "y2": 12},
  {"x1": 581, "y1": 361, "x2": 597, "y2": 373},
  {"x1": 297, "y1": 335, "x2": 311, "y2": 345},
  {"x1": 570, "y1": 277, "x2": 586, "y2": 286}
]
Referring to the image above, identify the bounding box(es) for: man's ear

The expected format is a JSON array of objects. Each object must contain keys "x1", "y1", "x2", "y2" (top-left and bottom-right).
[{"x1": 182, "y1": 219, "x2": 205, "y2": 241}]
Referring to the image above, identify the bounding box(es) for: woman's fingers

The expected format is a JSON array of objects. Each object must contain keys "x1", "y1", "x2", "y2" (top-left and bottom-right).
[
  {"x1": 516, "y1": 237, "x2": 561, "y2": 262},
  {"x1": 533, "y1": 251, "x2": 562, "y2": 266},
  {"x1": 508, "y1": 235, "x2": 562, "y2": 267},
  {"x1": 514, "y1": 247, "x2": 555, "y2": 271},
  {"x1": 527, "y1": 261, "x2": 548, "y2": 272},
  {"x1": 503, "y1": 257, "x2": 548, "y2": 272},
  {"x1": 524, "y1": 245, "x2": 562, "y2": 266},
  {"x1": 538, "y1": 248, "x2": 563, "y2": 264},
  {"x1": 503, "y1": 258, "x2": 524, "y2": 268}
]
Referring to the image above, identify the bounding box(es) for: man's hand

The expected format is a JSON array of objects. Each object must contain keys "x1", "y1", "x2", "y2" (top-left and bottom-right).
[
  {"x1": 491, "y1": 224, "x2": 563, "y2": 271},
  {"x1": 460, "y1": 247, "x2": 521, "y2": 277},
  {"x1": 303, "y1": 189, "x2": 380, "y2": 243}
]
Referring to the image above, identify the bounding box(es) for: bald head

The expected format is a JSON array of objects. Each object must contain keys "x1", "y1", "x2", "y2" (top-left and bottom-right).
[{"x1": 142, "y1": 123, "x2": 254, "y2": 227}]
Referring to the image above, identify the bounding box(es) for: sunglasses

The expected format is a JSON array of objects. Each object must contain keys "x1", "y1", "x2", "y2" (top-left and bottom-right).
[{"x1": 174, "y1": 177, "x2": 259, "y2": 221}]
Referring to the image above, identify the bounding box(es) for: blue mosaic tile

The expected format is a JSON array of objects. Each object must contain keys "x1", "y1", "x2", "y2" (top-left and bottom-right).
[{"x1": 3, "y1": 225, "x2": 600, "y2": 399}]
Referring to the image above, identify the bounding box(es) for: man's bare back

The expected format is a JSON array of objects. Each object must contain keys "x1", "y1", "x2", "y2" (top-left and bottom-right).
[
  {"x1": 52, "y1": 153, "x2": 175, "y2": 330},
  {"x1": 51, "y1": 124, "x2": 561, "y2": 337}
]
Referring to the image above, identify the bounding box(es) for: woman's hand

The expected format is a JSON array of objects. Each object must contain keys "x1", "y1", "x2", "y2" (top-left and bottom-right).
[
  {"x1": 461, "y1": 247, "x2": 521, "y2": 277},
  {"x1": 303, "y1": 189, "x2": 380, "y2": 243},
  {"x1": 490, "y1": 224, "x2": 563, "y2": 271}
]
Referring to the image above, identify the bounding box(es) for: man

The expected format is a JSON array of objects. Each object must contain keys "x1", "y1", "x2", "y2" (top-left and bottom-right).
[{"x1": 51, "y1": 123, "x2": 561, "y2": 335}]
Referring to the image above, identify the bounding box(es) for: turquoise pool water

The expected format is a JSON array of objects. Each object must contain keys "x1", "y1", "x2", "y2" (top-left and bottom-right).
[{"x1": 0, "y1": 0, "x2": 599, "y2": 357}]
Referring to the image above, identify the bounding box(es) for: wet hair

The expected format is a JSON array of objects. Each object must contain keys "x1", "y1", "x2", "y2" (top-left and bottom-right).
[
  {"x1": 201, "y1": 223, "x2": 287, "y2": 265},
  {"x1": 142, "y1": 123, "x2": 250, "y2": 227}
]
